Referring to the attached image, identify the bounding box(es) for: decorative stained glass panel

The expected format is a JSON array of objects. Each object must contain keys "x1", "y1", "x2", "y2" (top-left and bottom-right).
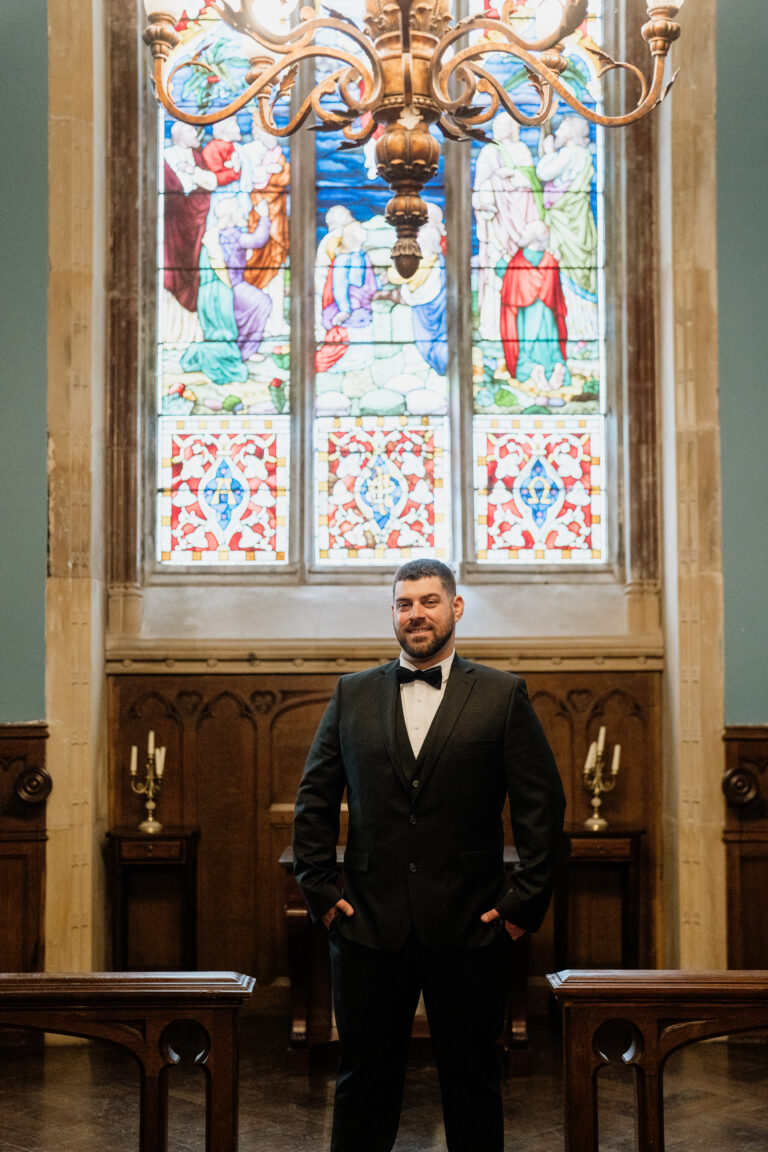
[
  {"x1": 314, "y1": 418, "x2": 450, "y2": 564},
  {"x1": 473, "y1": 415, "x2": 604, "y2": 562},
  {"x1": 311, "y1": 0, "x2": 451, "y2": 562},
  {"x1": 468, "y1": 0, "x2": 607, "y2": 564},
  {"x1": 157, "y1": 417, "x2": 289, "y2": 563},
  {"x1": 155, "y1": 3, "x2": 292, "y2": 563}
]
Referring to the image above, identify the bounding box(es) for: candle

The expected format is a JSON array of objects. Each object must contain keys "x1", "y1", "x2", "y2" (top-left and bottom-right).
[
  {"x1": 597, "y1": 726, "x2": 606, "y2": 755},
  {"x1": 611, "y1": 744, "x2": 621, "y2": 775},
  {"x1": 584, "y1": 742, "x2": 597, "y2": 773},
  {"x1": 129, "y1": 745, "x2": 138, "y2": 776},
  {"x1": 155, "y1": 747, "x2": 166, "y2": 778},
  {"x1": 148, "y1": 730, "x2": 155, "y2": 756}
]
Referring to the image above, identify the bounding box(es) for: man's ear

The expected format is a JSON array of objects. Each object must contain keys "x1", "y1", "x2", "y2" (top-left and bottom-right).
[{"x1": 453, "y1": 595, "x2": 465, "y2": 622}]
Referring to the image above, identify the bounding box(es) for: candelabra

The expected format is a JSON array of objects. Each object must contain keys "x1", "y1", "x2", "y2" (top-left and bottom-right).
[
  {"x1": 129, "y1": 732, "x2": 167, "y2": 834},
  {"x1": 142, "y1": 0, "x2": 683, "y2": 277},
  {"x1": 582, "y1": 727, "x2": 621, "y2": 831}
]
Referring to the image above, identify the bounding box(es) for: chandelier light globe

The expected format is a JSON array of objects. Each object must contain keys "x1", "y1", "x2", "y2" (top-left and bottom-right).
[{"x1": 143, "y1": 0, "x2": 683, "y2": 276}]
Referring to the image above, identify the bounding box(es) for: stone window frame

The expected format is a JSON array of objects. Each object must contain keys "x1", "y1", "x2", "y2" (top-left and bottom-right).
[{"x1": 106, "y1": 0, "x2": 659, "y2": 611}]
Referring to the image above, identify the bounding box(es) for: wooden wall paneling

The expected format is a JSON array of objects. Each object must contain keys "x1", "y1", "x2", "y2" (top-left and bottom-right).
[
  {"x1": 723, "y1": 726, "x2": 768, "y2": 969},
  {"x1": 109, "y1": 669, "x2": 663, "y2": 1009},
  {"x1": 526, "y1": 671, "x2": 662, "y2": 973},
  {"x1": 194, "y1": 691, "x2": 259, "y2": 976},
  {"x1": 0, "y1": 724, "x2": 50, "y2": 972},
  {"x1": 266, "y1": 688, "x2": 336, "y2": 993}
]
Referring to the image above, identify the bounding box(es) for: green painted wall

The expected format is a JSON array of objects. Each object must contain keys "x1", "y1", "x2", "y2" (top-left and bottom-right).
[
  {"x1": 0, "y1": 0, "x2": 48, "y2": 722},
  {"x1": 717, "y1": 0, "x2": 768, "y2": 724}
]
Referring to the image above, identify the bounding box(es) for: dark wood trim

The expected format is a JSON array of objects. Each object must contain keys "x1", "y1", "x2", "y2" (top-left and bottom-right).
[
  {"x1": 722, "y1": 725, "x2": 768, "y2": 968},
  {"x1": 0, "y1": 722, "x2": 49, "y2": 972}
]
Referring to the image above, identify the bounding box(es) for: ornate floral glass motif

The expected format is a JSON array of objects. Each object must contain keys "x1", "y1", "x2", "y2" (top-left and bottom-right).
[
  {"x1": 469, "y1": 0, "x2": 606, "y2": 563},
  {"x1": 155, "y1": 4, "x2": 292, "y2": 564},
  {"x1": 312, "y1": 0, "x2": 450, "y2": 562},
  {"x1": 473, "y1": 416, "x2": 604, "y2": 562},
  {"x1": 157, "y1": 417, "x2": 290, "y2": 563},
  {"x1": 314, "y1": 418, "x2": 450, "y2": 564}
]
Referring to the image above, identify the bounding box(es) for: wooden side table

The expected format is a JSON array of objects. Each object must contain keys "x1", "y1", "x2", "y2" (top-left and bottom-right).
[
  {"x1": 553, "y1": 828, "x2": 644, "y2": 972},
  {"x1": 279, "y1": 845, "x2": 530, "y2": 1073},
  {"x1": 106, "y1": 828, "x2": 199, "y2": 970}
]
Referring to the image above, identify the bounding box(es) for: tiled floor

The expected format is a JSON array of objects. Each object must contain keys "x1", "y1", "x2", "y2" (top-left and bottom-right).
[{"x1": 0, "y1": 1017, "x2": 766, "y2": 1151}]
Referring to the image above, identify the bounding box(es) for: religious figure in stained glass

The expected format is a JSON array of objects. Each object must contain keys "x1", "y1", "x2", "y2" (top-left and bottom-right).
[
  {"x1": 154, "y1": 4, "x2": 292, "y2": 564},
  {"x1": 473, "y1": 114, "x2": 544, "y2": 342},
  {"x1": 469, "y1": 0, "x2": 606, "y2": 563},
  {"x1": 499, "y1": 219, "x2": 570, "y2": 405}
]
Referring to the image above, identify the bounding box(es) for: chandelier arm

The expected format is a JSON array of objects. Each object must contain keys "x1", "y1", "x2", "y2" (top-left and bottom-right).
[
  {"x1": 592, "y1": 57, "x2": 649, "y2": 106},
  {"x1": 154, "y1": 43, "x2": 381, "y2": 128},
  {"x1": 395, "y1": 0, "x2": 414, "y2": 110},
  {"x1": 252, "y1": 74, "x2": 357, "y2": 137},
  {"x1": 498, "y1": 0, "x2": 589, "y2": 52},
  {"x1": 214, "y1": 1, "x2": 336, "y2": 53},
  {"x1": 458, "y1": 63, "x2": 557, "y2": 128},
  {"x1": 341, "y1": 117, "x2": 378, "y2": 146},
  {"x1": 433, "y1": 36, "x2": 664, "y2": 127},
  {"x1": 431, "y1": 20, "x2": 560, "y2": 114},
  {"x1": 216, "y1": 0, "x2": 385, "y2": 95},
  {"x1": 438, "y1": 12, "x2": 579, "y2": 68},
  {"x1": 539, "y1": 53, "x2": 667, "y2": 125}
]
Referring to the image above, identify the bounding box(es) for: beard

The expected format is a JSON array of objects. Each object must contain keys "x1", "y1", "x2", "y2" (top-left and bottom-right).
[{"x1": 395, "y1": 612, "x2": 455, "y2": 663}]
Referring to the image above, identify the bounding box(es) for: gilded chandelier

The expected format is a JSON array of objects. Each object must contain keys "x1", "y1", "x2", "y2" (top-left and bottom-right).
[{"x1": 143, "y1": 0, "x2": 683, "y2": 276}]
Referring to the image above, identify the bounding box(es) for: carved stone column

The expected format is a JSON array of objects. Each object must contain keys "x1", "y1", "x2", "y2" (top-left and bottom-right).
[
  {"x1": 657, "y1": 0, "x2": 726, "y2": 967},
  {"x1": 45, "y1": 0, "x2": 109, "y2": 970}
]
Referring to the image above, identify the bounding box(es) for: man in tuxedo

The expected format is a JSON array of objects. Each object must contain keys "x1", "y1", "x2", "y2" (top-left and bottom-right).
[{"x1": 293, "y1": 559, "x2": 565, "y2": 1152}]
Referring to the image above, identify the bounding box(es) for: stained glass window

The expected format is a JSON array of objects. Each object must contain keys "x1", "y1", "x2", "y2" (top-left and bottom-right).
[
  {"x1": 152, "y1": 0, "x2": 611, "y2": 570},
  {"x1": 155, "y1": 1, "x2": 291, "y2": 564},
  {"x1": 468, "y1": 0, "x2": 606, "y2": 563},
  {"x1": 311, "y1": 0, "x2": 449, "y2": 565}
]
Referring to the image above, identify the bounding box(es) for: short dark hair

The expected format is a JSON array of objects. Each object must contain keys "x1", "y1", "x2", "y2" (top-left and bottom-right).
[{"x1": 392, "y1": 559, "x2": 456, "y2": 600}]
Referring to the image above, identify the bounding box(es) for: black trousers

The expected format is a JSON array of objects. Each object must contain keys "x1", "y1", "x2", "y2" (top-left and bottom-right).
[{"x1": 328, "y1": 927, "x2": 511, "y2": 1152}]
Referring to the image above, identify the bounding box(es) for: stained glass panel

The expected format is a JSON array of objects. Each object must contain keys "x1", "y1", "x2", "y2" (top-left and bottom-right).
[
  {"x1": 314, "y1": 418, "x2": 450, "y2": 564},
  {"x1": 311, "y1": 0, "x2": 451, "y2": 561},
  {"x1": 157, "y1": 416, "x2": 290, "y2": 563},
  {"x1": 467, "y1": 0, "x2": 607, "y2": 563},
  {"x1": 155, "y1": 4, "x2": 292, "y2": 563},
  {"x1": 473, "y1": 415, "x2": 604, "y2": 562}
]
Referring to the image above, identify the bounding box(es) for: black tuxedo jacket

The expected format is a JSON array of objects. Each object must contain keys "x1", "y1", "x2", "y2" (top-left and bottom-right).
[{"x1": 293, "y1": 655, "x2": 565, "y2": 951}]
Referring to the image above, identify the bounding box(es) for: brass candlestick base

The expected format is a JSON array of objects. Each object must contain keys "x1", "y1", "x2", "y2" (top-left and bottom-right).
[
  {"x1": 583, "y1": 739, "x2": 620, "y2": 831},
  {"x1": 138, "y1": 799, "x2": 162, "y2": 834},
  {"x1": 130, "y1": 752, "x2": 164, "y2": 834}
]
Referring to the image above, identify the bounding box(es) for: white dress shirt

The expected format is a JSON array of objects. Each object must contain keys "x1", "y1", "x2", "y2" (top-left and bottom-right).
[{"x1": 398, "y1": 650, "x2": 455, "y2": 758}]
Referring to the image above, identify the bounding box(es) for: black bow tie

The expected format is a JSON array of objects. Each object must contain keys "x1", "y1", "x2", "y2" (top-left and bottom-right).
[{"x1": 397, "y1": 665, "x2": 442, "y2": 690}]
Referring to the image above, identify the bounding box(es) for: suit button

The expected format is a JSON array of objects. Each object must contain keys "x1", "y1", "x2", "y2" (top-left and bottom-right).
[
  {"x1": 412, "y1": 778, "x2": 420, "y2": 788},
  {"x1": 409, "y1": 862, "x2": 417, "y2": 872},
  {"x1": 409, "y1": 814, "x2": 417, "y2": 824}
]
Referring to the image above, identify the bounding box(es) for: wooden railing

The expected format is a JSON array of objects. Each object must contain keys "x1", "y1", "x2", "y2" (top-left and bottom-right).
[
  {"x1": 547, "y1": 969, "x2": 768, "y2": 1152},
  {"x1": 0, "y1": 971, "x2": 254, "y2": 1152}
]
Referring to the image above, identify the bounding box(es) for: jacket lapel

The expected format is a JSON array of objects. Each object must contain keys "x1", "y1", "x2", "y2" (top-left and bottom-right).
[
  {"x1": 377, "y1": 661, "x2": 413, "y2": 792},
  {"x1": 411, "y1": 655, "x2": 476, "y2": 790}
]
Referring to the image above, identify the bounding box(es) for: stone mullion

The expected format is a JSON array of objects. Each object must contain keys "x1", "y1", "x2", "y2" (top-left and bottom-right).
[{"x1": 658, "y1": 0, "x2": 726, "y2": 969}]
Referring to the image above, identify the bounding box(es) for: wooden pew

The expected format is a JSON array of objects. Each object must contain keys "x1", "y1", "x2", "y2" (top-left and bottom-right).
[
  {"x1": 0, "y1": 971, "x2": 254, "y2": 1152},
  {"x1": 547, "y1": 969, "x2": 768, "y2": 1152}
]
